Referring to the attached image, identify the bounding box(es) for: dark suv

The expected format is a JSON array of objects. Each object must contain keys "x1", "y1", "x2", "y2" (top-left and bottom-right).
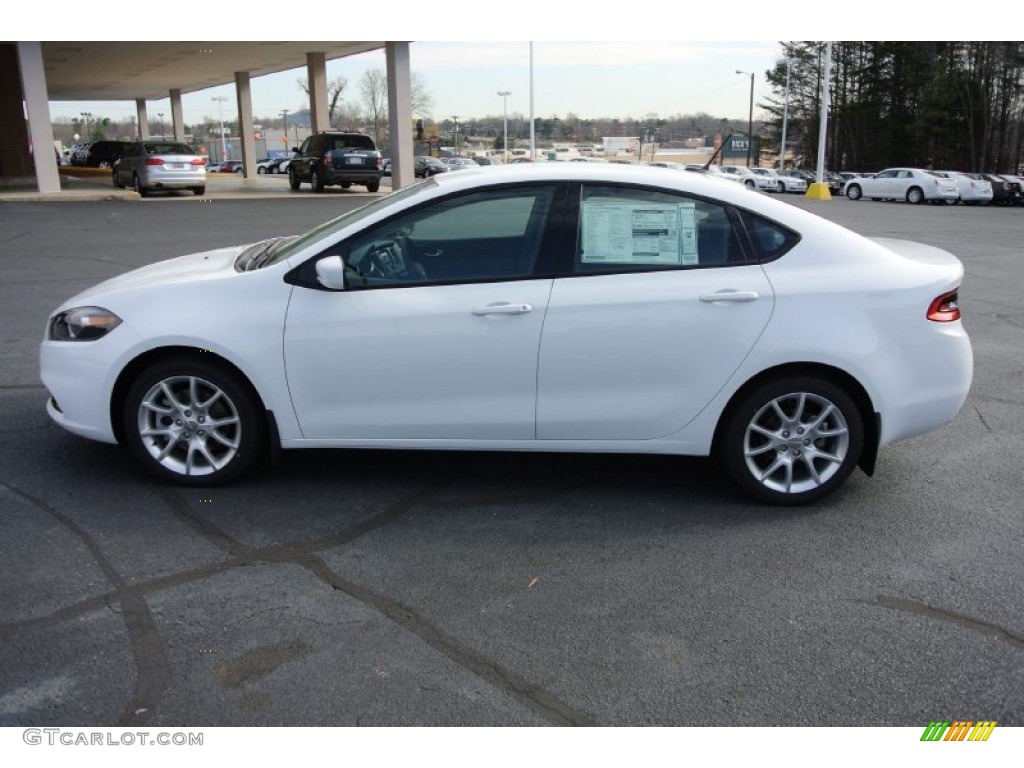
[
  {"x1": 70, "y1": 140, "x2": 130, "y2": 168},
  {"x1": 288, "y1": 132, "x2": 383, "y2": 193}
]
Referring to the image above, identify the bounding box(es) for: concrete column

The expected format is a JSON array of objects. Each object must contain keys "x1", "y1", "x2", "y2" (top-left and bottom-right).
[
  {"x1": 306, "y1": 51, "x2": 329, "y2": 133},
  {"x1": 170, "y1": 89, "x2": 185, "y2": 142},
  {"x1": 0, "y1": 44, "x2": 34, "y2": 183},
  {"x1": 235, "y1": 71, "x2": 256, "y2": 179},
  {"x1": 136, "y1": 99, "x2": 149, "y2": 139},
  {"x1": 386, "y1": 42, "x2": 413, "y2": 191},
  {"x1": 16, "y1": 42, "x2": 60, "y2": 193}
]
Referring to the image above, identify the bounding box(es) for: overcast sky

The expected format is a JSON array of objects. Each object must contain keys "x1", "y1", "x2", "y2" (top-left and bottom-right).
[{"x1": 23, "y1": 3, "x2": 973, "y2": 128}]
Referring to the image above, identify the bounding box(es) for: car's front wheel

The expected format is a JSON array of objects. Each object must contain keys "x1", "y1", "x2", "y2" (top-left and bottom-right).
[
  {"x1": 906, "y1": 186, "x2": 924, "y2": 204},
  {"x1": 288, "y1": 167, "x2": 301, "y2": 191},
  {"x1": 720, "y1": 376, "x2": 864, "y2": 505},
  {"x1": 122, "y1": 357, "x2": 264, "y2": 486},
  {"x1": 846, "y1": 184, "x2": 862, "y2": 201}
]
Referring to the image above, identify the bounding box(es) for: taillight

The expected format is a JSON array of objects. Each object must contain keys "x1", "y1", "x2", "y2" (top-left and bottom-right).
[
  {"x1": 1004, "y1": 182, "x2": 1011, "y2": 191},
  {"x1": 145, "y1": 158, "x2": 164, "y2": 166},
  {"x1": 323, "y1": 152, "x2": 332, "y2": 166},
  {"x1": 191, "y1": 158, "x2": 205, "y2": 166},
  {"x1": 927, "y1": 290, "x2": 961, "y2": 322}
]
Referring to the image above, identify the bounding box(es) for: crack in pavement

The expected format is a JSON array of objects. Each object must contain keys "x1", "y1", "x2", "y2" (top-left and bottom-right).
[
  {"x1": 865, "y1": 594, "x2": 1024, "y2": 649},
  {"x1": 0, "y1": 480, "x2": 169, "y2": 727},
  {"x1": 153, "y1": 483, "x2": 595, "y2": 725}
]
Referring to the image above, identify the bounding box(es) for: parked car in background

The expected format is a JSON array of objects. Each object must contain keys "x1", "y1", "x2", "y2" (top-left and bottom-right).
[
  {"x1": 414, "y1": 156, "x2": 447, "y2": 177},
  {"x1": 996, "y1": 174, "x2": 1024, "y2": 205},
  {"x1": 70, "y1": 140, "x2": 130, "y2": 169},
  {"x1": 112, "y1": 140, "x2": 206, "y2": 197},
  {"x1": 931, "y1": 171, "x2": 993, "y2": 205},
  {"x1": 843, "y1": 168, "x2": 959, "y2": 204},
  {"x1": 750, "y1": 167, "x2": 807, "y2": 193},
  {"x1": 721, "y1": 165, "x2": 774, "y2": 191},
  {"x1": 39, "y1": 163, "x2": 973, "y2": 505},
  {"x1": 212, "y1": 160, "x2": 244, "y2": 174},
  {"x1": 648, "y1": 161, "x2": 686, "y2": 170},
  {"x1": 255, "y1": 158, "x2": 277, "y2": 174},
  {"x1": 442, "y1": 157, "x2": 478, "y2": 171},
  {"x1": 288, "y1": 132, "x2": 383, "y2": 193}
]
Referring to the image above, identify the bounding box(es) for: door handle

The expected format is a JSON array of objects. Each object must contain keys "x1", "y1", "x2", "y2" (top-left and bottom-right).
[
  {"x1": 471, "y1": 303, "x2": 533, "y2": 316},
  {"x1": 699, "y1": 291, "x2": 760, "y2": 303}
]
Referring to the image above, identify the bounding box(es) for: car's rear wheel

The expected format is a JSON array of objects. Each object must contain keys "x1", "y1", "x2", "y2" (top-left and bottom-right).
[
  {"x1": 257, "y1": 167, "x2": 266, "y2": 174},
  {"x1": 720, "y1": 376, "x2": 864, "y2": 505},
  {"x1": 846, "y1": 184, "x2": 862, "y2": 200},
  {"x1": 744, "y1": 179, "x2": 755, "y2": 189},
  {"x1": 122, "y1": 356, "x2": 264, "y2": 486},
  {"x1": 906, "y1": 186, "x2": 924, "y2": 204},
  {"x1": 192, "y1": 187, "x2": 205, "y2": 196},
  {"x1": 311, "y1": 168, "x2": 325, "y2": 193},
  {"x1": 367, "y1": 180, "x2": 380, "y2": 193},
  {"x1": 133, "y1": 174, "x2": 149, "y2": 197},
  {"x1": 288, "y1": 167, "x2": 301, "y2": 191},
  {"x1": 112, "y1": 170, "x2": 121, "y2": 188}
]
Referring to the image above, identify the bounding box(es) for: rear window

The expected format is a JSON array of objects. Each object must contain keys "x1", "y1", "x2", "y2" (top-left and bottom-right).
[
  {"x1": 144, "y1": 143, "x2": 194, "y2": 155},
  {"x1": 329, "y1": 135, "x2": 376, "y2": 151}
]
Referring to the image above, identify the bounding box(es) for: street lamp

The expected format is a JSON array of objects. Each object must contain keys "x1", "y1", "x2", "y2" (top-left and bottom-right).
[
  {"x1": 80, "y1": 111, "x2": 92, "y2": 140},
  {"x1": 211, "y1": 96, "x2": 227, "y2": 161},
  {"x1": 451, "y1": 115, "x2": 459, "y2": 156},
  {"x1": 735, "y1": 70, "x2": 755, "y2": 167},
  {"x1": 497, "y1": 91, "x2": 511, "y2": 163},
  {"x1": 280, "y1": 109, "x2": 289, "y2": 151},
  {"x1": 157, "y1": 112, "x2": 164, "y2": 140}
]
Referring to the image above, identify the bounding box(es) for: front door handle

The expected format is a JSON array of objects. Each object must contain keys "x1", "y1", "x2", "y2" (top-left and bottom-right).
[
  {"x1": 471, "y1": 303, "x2": 533, "y2": 316},
  {"x1": 699, "y1": 291, "x2": 760, "y2": 303}
]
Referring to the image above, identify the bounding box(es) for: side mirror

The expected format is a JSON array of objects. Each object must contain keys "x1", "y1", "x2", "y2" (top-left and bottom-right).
[{"x1": 314, "y1": 255, "x2": 346, "y2": 290}]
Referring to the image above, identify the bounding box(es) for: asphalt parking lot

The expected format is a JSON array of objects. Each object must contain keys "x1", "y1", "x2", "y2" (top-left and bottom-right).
[{"x1": 1, "y1": 188, "x2": 1022, "y2": 728}]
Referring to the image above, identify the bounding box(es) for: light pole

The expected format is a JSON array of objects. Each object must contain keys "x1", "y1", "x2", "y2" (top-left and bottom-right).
[
  {"x1": 211, "y1": 96, "x2": 227, "y2": 161},
  {"x1": 735, "y1": 70, "x2": 755, "y2": 166},
  {"x1": 451, "y1": 115, "x2": 459, "y2": 156},
  {"x1": 779, "y1": 58, "x2": 793, "y2": 171},
  {"x1": 497, "y1": 91, "x2": 511, "y2": 163},
  {"x1": 280, "y1": 109, "x2": 289, "y2": 152},
  {"x1": 80, "y1": 111, "x2": 92, "y2": 140},
  {"x1": 157, "y1": 112, "x2": 164, "y2": 140}
]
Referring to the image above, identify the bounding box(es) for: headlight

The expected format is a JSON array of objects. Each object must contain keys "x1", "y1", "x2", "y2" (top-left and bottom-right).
[{"x1": 48, "y1": 306, "x2": 122, "y2": 341}]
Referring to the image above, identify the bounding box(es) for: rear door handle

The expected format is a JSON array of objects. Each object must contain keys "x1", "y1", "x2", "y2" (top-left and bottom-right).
[
  {"x1": 699, "y1": 291, "x2": 760, "y2": 303},
  {"x1": 471, "y1": 303, "x2": 534, "y2": 316}
]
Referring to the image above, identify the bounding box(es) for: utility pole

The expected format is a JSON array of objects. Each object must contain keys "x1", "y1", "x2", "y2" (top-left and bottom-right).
[
  {"x1": 211, "y1": 96, "x2": 227, "y2": 161},
  {"x1": 497, "y1": 91, "x2": 511, "y2": 163}
]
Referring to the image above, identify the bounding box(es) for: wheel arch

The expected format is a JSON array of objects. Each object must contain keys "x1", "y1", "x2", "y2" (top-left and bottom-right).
[
  {"x1": 712, "y1": 362, "x2": 880, "y2": 475},
  {"x1": 109, "y1": 346, "x2": 278, "y2": 452}
]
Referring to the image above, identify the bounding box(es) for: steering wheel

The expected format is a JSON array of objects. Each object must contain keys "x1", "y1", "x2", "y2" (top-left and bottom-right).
[{"x1": 366, "y1": 238, "x2": 427, "y2": 282}]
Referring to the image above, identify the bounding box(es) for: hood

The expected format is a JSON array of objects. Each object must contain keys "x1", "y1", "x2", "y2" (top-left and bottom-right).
[{"x1": 59, "y1": 244, "x2": 249, "y2": 308}]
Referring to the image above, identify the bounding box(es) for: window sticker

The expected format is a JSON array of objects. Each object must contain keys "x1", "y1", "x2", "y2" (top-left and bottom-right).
[{"x1": 581, "y1": 201, "x2": 698, "y2": 265}]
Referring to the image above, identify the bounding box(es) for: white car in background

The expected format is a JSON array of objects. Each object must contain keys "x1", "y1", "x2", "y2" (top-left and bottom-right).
[
  {"x1": 844, "y1": 168, "x2": 960, "y2": 204},
  {"x1": 931, "y1": 171, "x2": 994, "y2": 205},
  {"x1": 749, "y1": 167, "x2": 807, "y2": 193},
  {"x1": 40, "y1": 163, "x2": 972, "y2": 505},
  {"x1": 721, "y1": 165, "x2": 774, "y2": 191}
]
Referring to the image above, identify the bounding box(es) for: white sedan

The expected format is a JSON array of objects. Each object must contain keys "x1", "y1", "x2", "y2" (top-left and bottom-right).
[
  {"x1": 932, "y1": 171, "x2": 993, "y2": 205},
  {"x1": 844, "y1": 168, "x2": 960, "y2": 204},
  {"x1": 720, "y1": 165, "x2": 775, "y2": 191},
  {"x1": 749, "y1": 167, "x2": 807, "y2": 193},
  {"x1": 40, "y1": 163, "x2": 973, "y2": 504}
]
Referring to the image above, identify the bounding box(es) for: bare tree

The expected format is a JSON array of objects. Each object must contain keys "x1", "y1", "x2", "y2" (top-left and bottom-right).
[
  {"x1": 297, "y1": 75, "x2": 349, "y2": 127},
  {"x1": 359, "y1": 68, "x2": 433, "y2": 148}
]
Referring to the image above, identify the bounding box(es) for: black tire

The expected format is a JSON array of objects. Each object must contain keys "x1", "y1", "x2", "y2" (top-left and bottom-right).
[
  {"x1": 113, "y1": 170, "x2": 121, "y2": 188},
  {"x1": 133, "y1": 174, "x2": 149, "y2": 197},
  {"x1": 192, "y1": 187, "x2": 205, "y2": 196},
  {"x1": 846, "y1": 184, "x2": 862, "y2": 201},
  {"x1": 341, "y1": 182, "x2": 352, "y2": 189},
  {"x1": 257, "y1": 167, "x2": 266, "y2": 174},
  {"x1": 720, "y1": 375, "x2": 864, "y2": 505},
  {"x1": 366, "y1": 180, "x2": 380, "y2": 193},
  {"x1": 235, "y1": 167, "x2": 243, "y2": 175},
  {"x1": 288, "y1": 167, "x2": 301, "y2": 191},
  {"x1": 311, "y1": 168, "x2": 325, "y2": 193},
  {"x1": 744, "y1": 179, "x2": 755, "y2": 189},
  {"x1": 122, "y1": 356, "x2": 265, "y2": 487},
  {"x1": 906, "y1": 186, "x2": 924, "y2": 204},
  {"x1": 777, "y1": 181, "x2": 785, "y2": 193}
]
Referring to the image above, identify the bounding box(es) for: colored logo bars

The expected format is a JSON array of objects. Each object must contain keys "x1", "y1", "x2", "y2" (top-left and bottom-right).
[{"x1": 921, "y1": 721, "x2": 997, "y2": 742}]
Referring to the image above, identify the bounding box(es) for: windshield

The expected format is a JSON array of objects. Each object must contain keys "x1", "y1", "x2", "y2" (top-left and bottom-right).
[{"x1": 253, "y1": 178, "x2": 438, "y2": 268}]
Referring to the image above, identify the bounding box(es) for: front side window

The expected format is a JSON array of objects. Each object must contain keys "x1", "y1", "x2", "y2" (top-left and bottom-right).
[
  {"x1": 340, "y1": 184, "x2": 558, "y2": 288},
  {"x1": 575, "y1": 185, "x2": 750, "y2": 271}
]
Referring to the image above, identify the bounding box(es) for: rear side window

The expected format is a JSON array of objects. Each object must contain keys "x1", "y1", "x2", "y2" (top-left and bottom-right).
[
  {"x1": 329, "y1": 135, "x2": 376, "y2": 151},
  {"x1": 737, "y1": 210, "x2": 800, "y2": 262},
  {"x1": 575, "y1": 184, "x2": 752, "y2": 271}
]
